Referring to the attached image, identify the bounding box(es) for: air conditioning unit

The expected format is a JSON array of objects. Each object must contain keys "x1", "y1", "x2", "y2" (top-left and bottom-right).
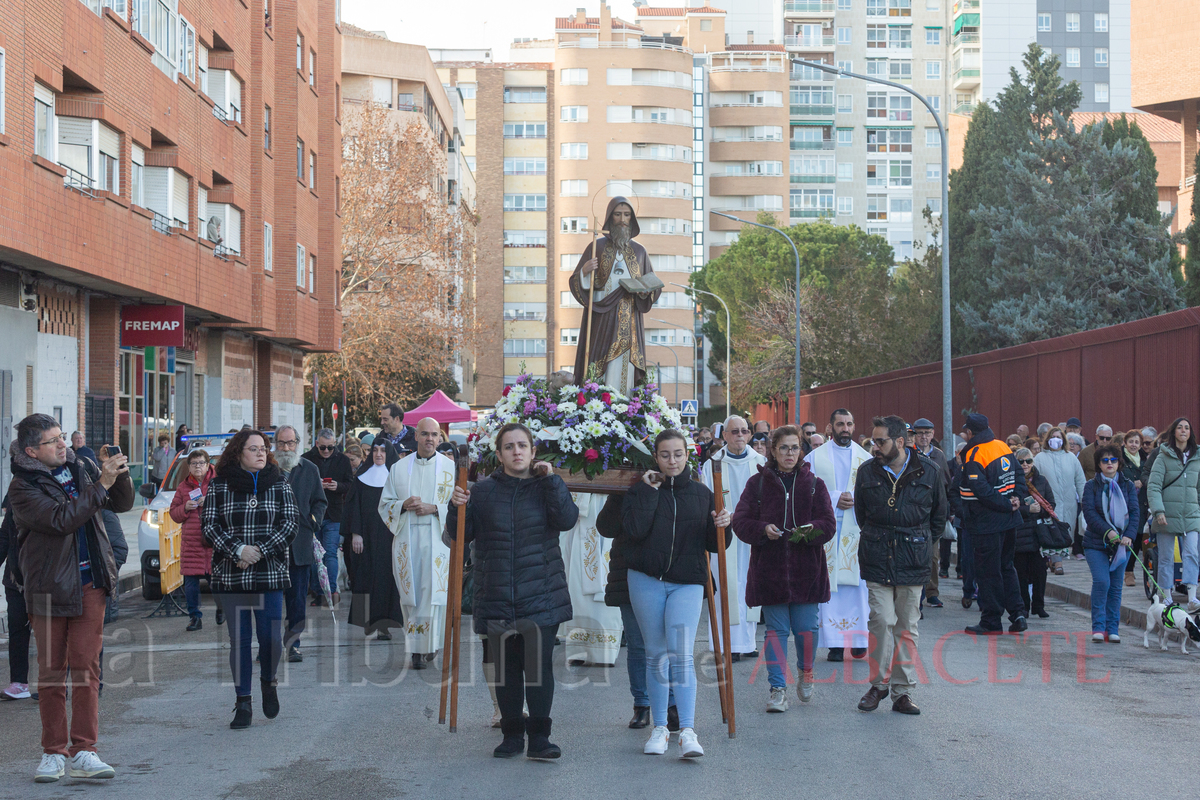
[{"x1": 822, "y1": 21, "x2": 833, "y2": 28}]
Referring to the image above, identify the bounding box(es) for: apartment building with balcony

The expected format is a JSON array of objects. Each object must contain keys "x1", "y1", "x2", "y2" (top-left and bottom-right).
[{"x1": 0, "y1": 0, "x2": 341, "y2": 491}]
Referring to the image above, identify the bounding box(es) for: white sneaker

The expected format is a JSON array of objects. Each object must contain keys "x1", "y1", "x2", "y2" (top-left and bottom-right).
[
  {"x1": 643, "y1": 725, "x2": 669, "y2": 755},
  {"x1": 678, "y1": 727, "x2": 704, "y2": 758},
  {"x1": 68, "y1": 751, "x2": 115, "y2": 779},
  {"x1": 767, "y1": 687, "x2": 788, "y2": 713},
  {"x1": 34, "y1": 754, "x2": 66, "y2": 783},
  {"x1": 1108, "y1": 633, "x2": 1121, "y2": 643},
  {"x1": 1186, "y1": 600, "x2": 1200, "y2": 615},
  {"x1": 1091, "y1": 632, "x2": 1104, "y2": 643},
  {"x1": 798, "y1": 670, "x2": 815, "y2": 703}
]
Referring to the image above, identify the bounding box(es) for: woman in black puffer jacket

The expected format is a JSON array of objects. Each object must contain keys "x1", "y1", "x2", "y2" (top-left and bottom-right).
[
  {"x1": 447, "y1": 423, "x2": 578, "y2": 761},
  {"x1": 1013, "y1": 448, "x2": 1055, "y2": 619},
  {"x1": 620, "y1": 430, "x2": 731, "y2": 760}
]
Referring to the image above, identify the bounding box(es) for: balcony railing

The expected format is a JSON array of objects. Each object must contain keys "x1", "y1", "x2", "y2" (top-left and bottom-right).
[
  {"x1": 557, "y1": 39, "x2": 691, "y2": 54},
  {"x1": 785, "y1": 34, "x2": 836, "y2": 49},
  {"x1": 953, "y1": 32, "x2": 980, "y2": 47},
  {"x1": 214, "y1": 244, "x2": 234, "y2": 261},
  {"x1": 61, "y1": 164, "x2": 96, "y2": 198},
  {"x1": 151, "y1": 211, "x2": 173, "y2": 235},
  {"x1": 711, "y1": 101, "x2": 785, "y2": 108},
  {"x1": 952, "y1": 102, "x2": 976, "y2": 115},
  {"x1": 953, "y1": 68, "x2": 981, "y2": 86},
  {"x1": 784, "y1": 0, "x2": 835, "y2": 13},
  {"x1": 789, "y1": 175, "x2": 836, "y2": 183},
  {"x1": 789, "y1": 140, "x2": 835, "y2": 150},
  {"x1": 711, "y1": 136, "x2": 785, "y2": 143},
  {"x1": 790, "y1": 208, "x2": 833, "y2": 218},
  {"x1": 790, "y1": 104, "x2": 835, "y2": 116},
  {"x1": 956, "y1": 0, "x2": 980, "y2": 10}
]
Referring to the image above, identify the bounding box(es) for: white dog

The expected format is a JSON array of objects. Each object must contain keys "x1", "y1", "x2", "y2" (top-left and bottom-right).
[{"x1": 1144, "y1": 594, "x2": 1200, "y2": 654}]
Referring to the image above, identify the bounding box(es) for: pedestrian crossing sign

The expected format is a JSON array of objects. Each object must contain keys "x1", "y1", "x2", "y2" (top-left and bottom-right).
[{"x1": 680, "y1": 399, "x2": 699, "y2": 417}]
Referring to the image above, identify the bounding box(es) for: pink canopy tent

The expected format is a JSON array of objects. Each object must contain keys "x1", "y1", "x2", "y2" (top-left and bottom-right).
[{"x1": 403, "y1": 389, "x2": 478, "y2": 424}]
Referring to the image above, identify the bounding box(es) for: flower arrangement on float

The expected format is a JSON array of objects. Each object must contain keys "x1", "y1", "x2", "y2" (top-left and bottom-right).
[{"x1": 469, "y1": 369, "x2": 696, "y2": 483}]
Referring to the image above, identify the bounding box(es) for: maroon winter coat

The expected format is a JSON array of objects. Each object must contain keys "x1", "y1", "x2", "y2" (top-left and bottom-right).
[
  {"x1": 171, "y1": 465, "x2": 215, "y2": 576},
  {"x1": 730, "y1": 461, "x2": 837, "y2": 607}
]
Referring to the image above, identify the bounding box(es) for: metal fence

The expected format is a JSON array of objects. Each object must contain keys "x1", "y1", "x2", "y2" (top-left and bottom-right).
[{"x1": 753, "y1": 307, "x2": 1200, "y2": 436}]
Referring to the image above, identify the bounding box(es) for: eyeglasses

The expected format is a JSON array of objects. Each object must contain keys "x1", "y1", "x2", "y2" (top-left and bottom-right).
[
  {"x1": 1096, "y1": 436, "x2": 1113, "y2": 442},
  {"x1": 317, "y1": 444, "x2": 336, "y2": 452},
  {"x1": 1100, "y1": 457, "x2": 1120, "y2": 464},
  {"x1": 1018, "y1": 458, "x2": 1033, "y2": 465},
  {"x1": 245, "y1": 446, "x2": 268, "y2": 455},
  {"x1": 276, "y1": 440, "x2": 298, "y2": 448},
  {"x1": 39, "y1": 434, "x2": 67, "y2": 447},
  {"x1": 871, "y1": 437, "x2": 894, "y2": 448},
  {"x1": 775, "y1": 445, "x2": 801, "y2": 454},
  {"x1": 727, "y1": 429, "x2": 751, "y2": 435}
]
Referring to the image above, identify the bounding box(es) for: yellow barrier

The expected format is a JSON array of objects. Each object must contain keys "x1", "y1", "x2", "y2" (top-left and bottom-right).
[{"x1": 157, "y1": 513, "x2": 184, "y2": 596}]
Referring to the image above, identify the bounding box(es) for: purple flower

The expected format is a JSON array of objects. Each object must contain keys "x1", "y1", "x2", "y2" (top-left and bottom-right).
[
  {"x1": 545, "y1": 402, "x2": 558, "y2": 416},
  {"x1": 523, "y1": 400, "x2": 538, "y2": 415}
]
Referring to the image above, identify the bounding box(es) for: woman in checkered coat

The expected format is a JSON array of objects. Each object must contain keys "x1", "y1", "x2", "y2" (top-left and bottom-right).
[{"x1": 202, "y1": 429, "x2": 298, "y2": 730}]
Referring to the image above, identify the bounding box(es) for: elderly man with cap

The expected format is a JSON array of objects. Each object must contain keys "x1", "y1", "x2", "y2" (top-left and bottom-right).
[
  {"x1": 911, "y1": 419, "x2": 950, "y2": 608},
  {"x1": 958, "y1": 413, "x2": 1028, "y2": 634},
  {"x1": 1065, "y1": 418, "x2": 1084, "y2": 441}
]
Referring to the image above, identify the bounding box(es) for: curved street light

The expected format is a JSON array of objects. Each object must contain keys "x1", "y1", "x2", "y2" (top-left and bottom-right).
[{"x1": 668, "y1": 283, "x2": 732, "y2": 424}]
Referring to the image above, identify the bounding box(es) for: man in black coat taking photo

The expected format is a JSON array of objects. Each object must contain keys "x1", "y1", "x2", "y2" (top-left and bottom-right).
[{"x1": 854, "y1": 415, "x2": 946, "y2": 716}]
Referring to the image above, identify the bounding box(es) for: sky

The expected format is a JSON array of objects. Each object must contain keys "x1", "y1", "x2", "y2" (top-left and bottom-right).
[{"x1": 342, "y1": 0, "x2": 642, "y2": 60}]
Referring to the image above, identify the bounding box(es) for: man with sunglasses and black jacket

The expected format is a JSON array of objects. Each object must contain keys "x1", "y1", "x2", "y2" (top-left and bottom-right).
[{"x1": 302, "y1": 428, "x2": 354, "y2": 605}]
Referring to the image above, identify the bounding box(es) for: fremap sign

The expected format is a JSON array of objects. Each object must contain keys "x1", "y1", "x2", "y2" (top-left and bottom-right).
[{"x1": 120, "y1": 304, "x2": 186, "y2": 348}]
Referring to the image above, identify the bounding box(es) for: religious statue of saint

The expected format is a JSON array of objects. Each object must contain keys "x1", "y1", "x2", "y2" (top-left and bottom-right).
[{"x1": 568, "y1": 197, "x2": 662, "y2": 395}]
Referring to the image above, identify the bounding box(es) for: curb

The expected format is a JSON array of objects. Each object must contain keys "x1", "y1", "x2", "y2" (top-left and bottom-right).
[{"x1": 1043, "y1": 577, "x2": 1147, "y2": 630}]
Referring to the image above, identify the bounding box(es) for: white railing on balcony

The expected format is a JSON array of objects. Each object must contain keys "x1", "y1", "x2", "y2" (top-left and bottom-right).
[
  {"x1": 558, "y1": 39, "x2": 691, "y2": 54},
  {"x1": 785, "y1": 34, "x2": 836, "y2": 48}
]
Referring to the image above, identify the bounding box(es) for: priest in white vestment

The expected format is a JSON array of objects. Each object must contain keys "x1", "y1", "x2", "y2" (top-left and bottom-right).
[
  {"x1": 380, "y1": 418, "x2": 455, "y2": 670},
  {"x1": 702, "y1": 417, "x2": 767, "y2": 658},
  {"x1": 805, "y1": 410, "x2": 871, "y2": 660},
  {"x1": 560, "y1": 492, "x2": 624, "y2": 666}
]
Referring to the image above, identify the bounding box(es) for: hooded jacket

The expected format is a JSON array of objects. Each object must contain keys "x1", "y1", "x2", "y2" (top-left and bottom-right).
[
  {"x1": 9, "y1": 442, "x2": 134, "y2": 617},
  {"x1": 1147, "y1": 445, "x2": 1200, "y2": 535},
  {"x1": 170, "y1": 463, "x2": 216, "y2": 576}
]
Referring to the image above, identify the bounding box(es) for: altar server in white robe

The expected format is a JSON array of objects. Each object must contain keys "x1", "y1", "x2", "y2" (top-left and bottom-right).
[
  {"x1": 703, "y1": 416, "x2": 767, "y2": 659},
  {"x1": 380, "y1": 418, "x2": 455, "y2": 670},
  {"x1": 804, "y1": 409, "x2": 871, "y2": 661},
  {"x1": 560, "y1": 492, "x2": 624, "y2": 666}
]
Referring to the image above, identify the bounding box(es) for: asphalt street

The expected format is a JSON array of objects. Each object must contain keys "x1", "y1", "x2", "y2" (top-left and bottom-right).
[{"x1": 0, "y1": 576, "x2": 1196, "y2": 800}]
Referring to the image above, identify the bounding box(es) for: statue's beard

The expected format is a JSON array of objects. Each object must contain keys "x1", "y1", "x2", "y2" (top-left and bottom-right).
[{"x1": 610, "y1": 223, "x2": 631, "y2": 249}]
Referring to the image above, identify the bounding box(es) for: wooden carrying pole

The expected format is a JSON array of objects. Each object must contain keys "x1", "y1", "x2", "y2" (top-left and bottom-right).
[
  {"x1": 711, "y1": 460, "x2": 736, "y2": 738},
  {"x1": 439, "y1": 444, "x2": 470, "y2": 730},
  {"x1": 704, "y1": 566, "x2": 729, "y2": 724},
  {"x1": 583, "y1": 223, "x2": 599, "y2": 375}
]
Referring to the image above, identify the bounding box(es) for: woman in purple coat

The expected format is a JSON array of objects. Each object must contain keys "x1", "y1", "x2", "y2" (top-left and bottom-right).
[{"x1": 731, "y1": 425, "x2": 836, "y2": 712}]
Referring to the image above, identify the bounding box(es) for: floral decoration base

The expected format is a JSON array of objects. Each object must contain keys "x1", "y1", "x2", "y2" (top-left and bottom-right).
[{"x1": 552, "y1": 465, "x2": 645, "y2": 495}]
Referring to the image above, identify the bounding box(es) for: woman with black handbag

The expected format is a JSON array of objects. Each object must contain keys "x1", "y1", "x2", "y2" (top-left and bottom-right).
[{"x1": 1014, "y1": 448, "x2": 1056, "y2": 619}]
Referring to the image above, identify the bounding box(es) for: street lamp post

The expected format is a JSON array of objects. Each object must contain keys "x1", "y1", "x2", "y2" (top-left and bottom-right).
[
  {"x1": 649, "y1": 343, "x2": 680, "y2": 405},
  {"x1": 704, "y1": 216, "x2": 800, "y2": 426},
  {"x1": 794, "y1": 58, "x2": 953, "y2": 445},
  {"x1": 671, "y1": 282, "x2": 732, "y2": 424},
  {"x1": 650, "y1": 317, "x2": 698, "y2": 413}
]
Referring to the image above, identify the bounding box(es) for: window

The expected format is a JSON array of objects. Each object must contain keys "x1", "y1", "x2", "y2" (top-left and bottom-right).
[
  {"x1": 296, "y1": 244, "x2": 306, "y2": 288},
  {"x1": 926, "y1": 94, "x2": 941, "y2": 113},
  {"x1": 926, "y1": 60, "x2": 942, "y2": 80},
  {"x1": 296, "y1": 138, "x2": 304, "y2": 181},
  {"x1": 837, "y1": 162, "x2": 853, "y2": 181},
  {"x1": 867, "y1": 0, "x2": 886, "y2": 15},
  {"x1": 888, "y1": 61, "x2": 912, "y2": 83},
  {"x1": 560, "y1": 142, "x2": 588, "y2": 159},
  {"x1": 504, "y1": 194, "x2": 546, "y2": 211},
  {"x1": 867, "y1": 194, "x2": 888, "y2": 220},
  {"x1": 1065, "y1": 48, "x2": 1080, "y2": 68},
  {"x1": 58, "y1": 118, "x2": 95, "y2": 185},
  {"x1": 925, "y1": 128, "x2": 941, "y2": 147},
  {"x1": 130, "y1": 144, "x2": 144, "y2": 206},
  {"x1": 179, "y1": 17, "x2": 196, "y2": 82},
  {"x1": 867, "y1": 128, "x2": 912, "y2": 152},
  {"x1": 560, "y1": 105, "x2": 588, "y2": 122},
  {"x1": 837, "y1": 128, "x2": 853, "y2": 147},
  {"x1": 503, "y1": 86, "x2": 546, "y2": 103},
  {"x1": 838, "y1": 0, "x2": 851, "y2": 7},
  {"x1": 889, "y1": 197, "x2": 913, "y2": 222},
  {"x1": 503, "y1": 339, "x2": 547, "y2": 356},
  {"x1": 926, "y1": 197, "x2": 941, "y2": 214},
  {"x1": 700, "y1": 18, "x2": 713, "y2": 31},
  {"x1": 1066, "y1": 12, "x2": 1080, "y2": 32},
  {"x1": 889, "y1": 160, "x2": 912, "y2": 186},
  {"x1": 867, "y1": 24, "x2": 887, "y2": 48},
  {"x1": 888, "y1": 28, "x2": 912, "y2": 49},
  {"x1": 560, "y1": 254, "x2": 581, "y2": 271},
  {"x1": 504, "y1": 230, "x2": 547, "y2": 247},
  {"x1": 503, "y1": 303, "x2": 547, "y2": 321},
  {"x1": 926, "y1": 29, "x2": 940, "y2": 46},
  {"x1": 889, "y1": 95, "x2": 912, "y2": 121},
  {"x1": 837, "y1": 27, "x2": 851, "y2": 44},
  {"x1": 264, "y1": 105, "x2": 271, "y2": 149},
  {"x1": 866, "y1": 160, "x2": 887, "y2": 187},
  {"x1": 837, "y1": 94, "x2": 852, "y2": 113},
  {"x1": 309, "y1": 49, "x2": 316, "y2": 86},
  {"x1": 837, "y1": 60, "x2": 853, "y2": 73},
  {"x1": 926, "y1": 162, "x2": 941, "y2": 181},
  {"x1": 98, "y1": 124, "x2": 120, "y2": 194},
  {"x1": 837, "y1": 196, "x2": 853, "y2": 216},
  {"x1": 561, "y1": 217, "x2": 588, "y2": 233},
  {"x1": 1095, "y1": 83, "x2": 1109, "y2": 103},
  {"x1": 34, "y1": 83, "x2": 55, "y2": 159},
  {"x1": 560, "y1": 179, "x2": 588, "y2": 196},
  {"x1": 867, "y1": 91, "x2": 887, "y2": 118},
  {"x1": 503, "y1": 121, "x2": 546, "y2": 138},
  {"x1": 1095, "y1": 48, "x2": 1109, "y2": 66},
  {"x1": 503, "y1": 157, "x2": 546, "y2": 175},
  {"x1": 560, "y1": 68, "x2": 588, "y2": 85},
  {"x1": 264, "y1": 222, "x2": 273, "y2": 271},
  {"x1": 1094, "y1": 12, "x2": 1108, "y2": 32},
  {"x1": 1037, "y1": 13, "x2": 1051, "y2": 32},
  {"x1": 560, "y1": 328, "x2": 581, "y2": 345},
  {"x1": 889, "y1": 0, "x2": 911, "y2": 15},
  {"x1": 789, "y1": 188, "x2": 834, "y2": 215},
  {"x1": 458, "y1": 82, "x2": 477, "y2": 99},
  {"x1": 646, "y1": 329, "x2": 693, "y2": 346},
  {"x1": 866, "y1": 59, "x2": 887, "y2": 78},
  {"x1": 503, "y1": 267, "x2": 547, "y2": 283},
  {"x1": 296, "y1": 33, "x2": 304, "y2": 71},
  {"x1": 198, "y1": 42, "x2": 208, "y2": 94},
  {"x1": 309, "y1": 254, "x2": 316, "y2": 293}
]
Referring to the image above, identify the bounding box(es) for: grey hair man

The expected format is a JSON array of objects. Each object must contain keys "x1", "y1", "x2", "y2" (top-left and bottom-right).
[
  {"x1": 275, "y1": 424, "x2": 327, "y2": 661},
  {"x1": 1079, "y1": 425, "x2": 1114, "y2": 481}
]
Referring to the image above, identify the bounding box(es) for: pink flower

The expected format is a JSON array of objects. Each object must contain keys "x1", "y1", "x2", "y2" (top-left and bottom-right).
[
  {"x1": 584, "y1": 448, "x2": 600, "y2": 463},
  {"x1": 577, "y1": 392, "x2": 586, "y2": 407},
  {"x1": 601, "y1": 392, "x2": 612, "y2": 405},
  {"x1": 502, "y1": 386, "x2": 511, "y2": 397},
  {"x1": 545, "y1": 402, "x2": 558, "y2": 415}
]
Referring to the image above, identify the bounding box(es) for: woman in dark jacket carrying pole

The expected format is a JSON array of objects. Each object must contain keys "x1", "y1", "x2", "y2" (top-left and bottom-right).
[
  {"x1": 620, "y1": 429, "x2": 731, "y2": 760},
  {"x1": 732, "y1": 426, "x2": 836, "y2": 713},
  {"x1": 202, "y1": 429, "x2": 298, "y2": 730},
  {"x1": 447, "y1": 423, "x2": 579, "y2": 760},
  {"x1": 1013, "y1": 448, "x2": 1054, "y2": 619},
  {"x1": 1081, "y1": 444, "x2": 1140, "y2": 643}
]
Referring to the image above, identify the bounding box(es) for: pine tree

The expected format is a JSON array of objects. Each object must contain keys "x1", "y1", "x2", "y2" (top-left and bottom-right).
[{"x1": 1184, "y1": 150, "x2": 1200, "y2": 306}]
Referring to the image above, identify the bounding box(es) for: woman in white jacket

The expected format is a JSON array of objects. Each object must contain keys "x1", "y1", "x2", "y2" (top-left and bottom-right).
[{"x1": 1033, "y1": 426, "x2": 1086, "y2": 575}]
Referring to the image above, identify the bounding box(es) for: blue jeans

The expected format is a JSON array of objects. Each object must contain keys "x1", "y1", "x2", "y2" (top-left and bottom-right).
[
  {"x1": 1156, "y1": 531, "x2": 1200, "y2": 594},
  {"x1": 762, "y1": 603, "x2": 820, "y2": 689},
  {"x1": 311, "y1": 521, "x2": 342, "y2": 593},
  {"x1": 183, "y1": 575, "x2": 203, "y2": 618},
  {"x1": 627, "y1": 570, "x2": 703, "y2": 730},
  {"x1": 619, "y1": 603, "x2": 676, "y2": 709},
  {"x1": 284, "y1": 564, "x2": 311, "y2": 649},
  {"x1": 222, "y1": 591, "x2": 284, "y2": 696},
  {"x1": 1084, "y1": 549, "x2": 1128, "y2": 635}
]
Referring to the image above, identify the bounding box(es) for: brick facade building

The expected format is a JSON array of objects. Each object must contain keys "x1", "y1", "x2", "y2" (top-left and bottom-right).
[{"x1": 0, "y1": 0, "x2": 342, "y2": 492}]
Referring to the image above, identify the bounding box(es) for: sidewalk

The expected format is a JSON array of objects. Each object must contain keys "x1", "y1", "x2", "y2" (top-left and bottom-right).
[{"x1": 1044, "y1": 555, "x2": 1159, "y2": 630}]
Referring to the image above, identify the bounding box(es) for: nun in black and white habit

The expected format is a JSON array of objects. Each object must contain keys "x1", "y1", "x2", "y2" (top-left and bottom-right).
[{"x1": 343, "y1": 439, "x2": 404, "y2": 639}]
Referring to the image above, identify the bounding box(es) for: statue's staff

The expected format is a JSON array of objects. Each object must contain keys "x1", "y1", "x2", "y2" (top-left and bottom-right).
[{"x1": 584, "y1": 215, "x2": 599, "y2": 376}]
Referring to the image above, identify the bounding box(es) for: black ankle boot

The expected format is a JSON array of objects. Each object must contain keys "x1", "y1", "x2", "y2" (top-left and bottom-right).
[
  {"x1": 261, "y1": 680, "x2": 280, "y2": 719},
  {"x1": 525, "y1": 717, "x2": 561, "y2": 759},
  {"x1": 230, "y1": 695, "x2": 253, "y2": 730},
  {"x1": 628, "y1": 706, "x2": 651, "y2": 729},
  {"x1": 493, "y1": 718, "x2": 525, "y2": 758},
  {"x1": 186, "y1": 616, "x2": 202, "y2": 632}
]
